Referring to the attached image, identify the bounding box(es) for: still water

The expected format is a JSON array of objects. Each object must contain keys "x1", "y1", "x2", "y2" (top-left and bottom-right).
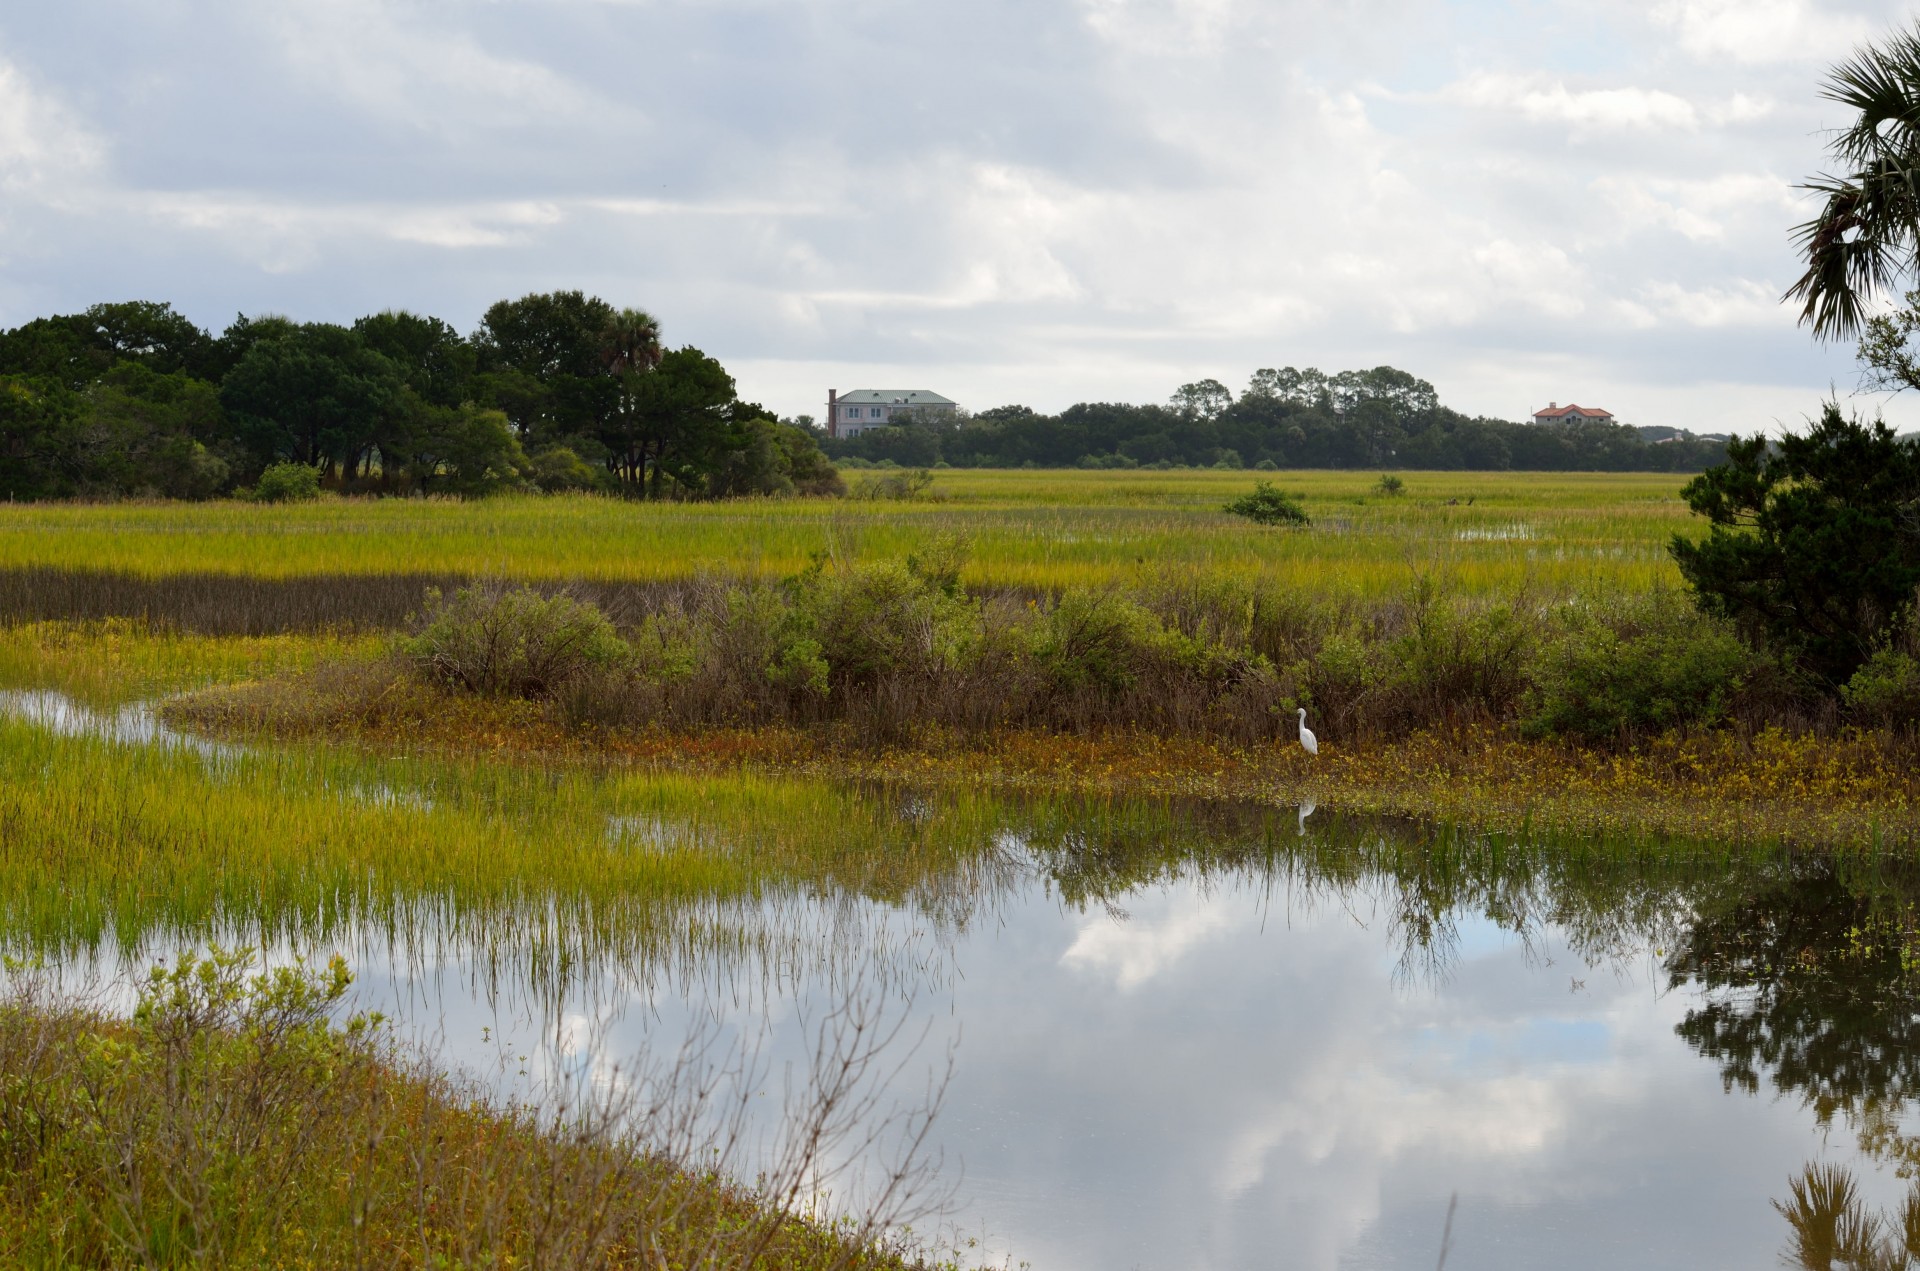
[
  {"x1": 328, "y1": 870, "x2": 1909, "y2": 1270},
  {"x1": 9, "y1": 692, "x2": 1917, "y2": 1269}
]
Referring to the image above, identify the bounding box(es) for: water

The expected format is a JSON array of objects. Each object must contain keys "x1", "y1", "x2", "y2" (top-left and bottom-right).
[{"x1": 6, "y1": 692, "x2": 1916, "y2": 1269}]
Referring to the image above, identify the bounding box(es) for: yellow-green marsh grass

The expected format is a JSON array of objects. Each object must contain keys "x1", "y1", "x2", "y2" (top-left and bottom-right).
[
  {"x1": 0, "y1": 619, "x2": 380, "y2": 705},
  {"x1": 0, "y1": 470, "x2": 1694, "y2": 598},
  {"x1": 0, "y1": 705, "x2": 1018, "y2": 957}
]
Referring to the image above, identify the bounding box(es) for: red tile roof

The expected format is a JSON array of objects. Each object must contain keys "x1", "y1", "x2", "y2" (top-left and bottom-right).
[{"x1": 1532, "y1": 403, "x2": 1613, "y2": 420}]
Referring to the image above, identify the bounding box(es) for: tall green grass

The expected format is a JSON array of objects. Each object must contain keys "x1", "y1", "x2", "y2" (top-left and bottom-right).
[
  {"x1": 0, "y1": 471, "x2": 1694, "y2": 598},
  {"x1": 0, "y1": 712, "x2": 1010, "y2": 959}
]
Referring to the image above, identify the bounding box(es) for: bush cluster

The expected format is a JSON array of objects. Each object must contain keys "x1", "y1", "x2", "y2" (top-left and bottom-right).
[{"x1": 403, "y1": 551, "x2": 1885, "y2": 747}]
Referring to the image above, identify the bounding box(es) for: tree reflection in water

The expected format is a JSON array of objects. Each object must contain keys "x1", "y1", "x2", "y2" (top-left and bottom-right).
[{"x1": 1667, "y1": 858, "x2": 1920, "y2": 1171}]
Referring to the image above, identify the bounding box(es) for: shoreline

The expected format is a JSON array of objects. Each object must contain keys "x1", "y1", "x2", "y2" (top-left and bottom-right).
[{"x1": 166, "y1": 673, "x2": 1920, "y2": 851}]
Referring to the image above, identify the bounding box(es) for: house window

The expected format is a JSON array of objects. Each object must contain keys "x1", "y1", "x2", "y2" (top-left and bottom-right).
[{"x1": 871, "y1": 408, "x2": 884, "y2": 419}]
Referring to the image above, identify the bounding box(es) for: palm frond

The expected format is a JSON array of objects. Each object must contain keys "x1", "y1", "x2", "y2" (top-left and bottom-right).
[{"x1": 1823, "y1": 28, "x2": 1920, "y2": 167}]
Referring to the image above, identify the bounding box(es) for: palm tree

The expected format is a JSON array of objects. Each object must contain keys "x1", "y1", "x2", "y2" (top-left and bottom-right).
[
  {"x1": 599, "y1": 307, "x2": 662, "y2": 376},
  {"x1": 598, "y1": 308, "x2": 664, "y2": 491},
  {"x1": 1788, "y1": 26, "x2": 1920, "y2": 339}
]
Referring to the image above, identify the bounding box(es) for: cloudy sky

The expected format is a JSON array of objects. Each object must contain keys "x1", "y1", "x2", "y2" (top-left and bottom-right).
[{"x1": 2, "y1": 0, "x2": 1916, "y2": 430}]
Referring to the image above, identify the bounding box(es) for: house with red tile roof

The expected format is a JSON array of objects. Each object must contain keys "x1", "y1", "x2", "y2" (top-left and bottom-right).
[{"x1": 1532, "y1": 401, "x2": 1614, "y2": 425}]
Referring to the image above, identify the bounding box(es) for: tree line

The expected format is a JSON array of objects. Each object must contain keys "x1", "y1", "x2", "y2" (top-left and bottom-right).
[
  {"x1": 820, "y1": 366, "x2": 1731, "y2": 472},
  {"x1": 0, "y1": 294, "x2": 840, "y2": 500}
]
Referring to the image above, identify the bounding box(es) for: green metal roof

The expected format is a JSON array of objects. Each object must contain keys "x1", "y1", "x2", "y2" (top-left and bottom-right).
[{"x1": 835, "y1": 389, "x2": 956, "y2": 406}]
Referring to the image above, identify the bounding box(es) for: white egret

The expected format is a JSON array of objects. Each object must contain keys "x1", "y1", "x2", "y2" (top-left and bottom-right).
[{"x1": 1297, "y1": 707, "x2": 1318, "y2": 756}]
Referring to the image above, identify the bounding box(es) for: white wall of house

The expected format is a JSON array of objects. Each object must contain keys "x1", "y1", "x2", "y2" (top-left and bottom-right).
[{"x1": 826, "y1": 391, "x2": 959, "y2": 438}]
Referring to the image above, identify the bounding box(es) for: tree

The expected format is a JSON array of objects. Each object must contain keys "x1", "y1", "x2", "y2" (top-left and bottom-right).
[
  {"x1": 220, "y1": 325, "x2": 406, "y2": 478},
  {"x1": 84, "y1": 301, "x2": 217, "y2": 379},
  {"x1": 601, "y1": 346, "x2": 736, "y2": 497},
  {"x1": 1170, "y1": 379, "x2": 1233, "y2": 421},
  {"x1": 353, "y1": 311, "x2": 476, "y2": 409},
  {"x1": 212, "y1": 314, "x2": 301, "y2": 382},
  {"x1": 474, "y1": 291, "x2": 616, "y2": 381},
  {"x1": 401, "y1": 405, "x2": 529, "y2": 496},
  {"x1": 0, "y1": 376, "x2": 86, "y2": 499},
  {"x1": 1786, "y1": 25, "x2": 1920, "y2": 338},
  {"x1": 1244, "y1": 367, "x2": 1332, "y2": 409},
  {"x1": 0, "y1": 302, "x2": 216, "y2": 390},
  {"x1": 707, "y1": 404, "x2": 843, "y2": 498},
  {"x1": 82, "y1": 363, "x2": 232, "y2": 498},
  {"x1": 473, "y1": 291, "x2": 621, "y2": 444},
  {"x1": 1670, "y1": 404, "x2": 1920, "y2": 684},
  {"x1": 0, "y1": 315, "x2": 109, "y2": 389},
  {"x1": 598, "y1": 307, "x2": 662, "y2": 377}
]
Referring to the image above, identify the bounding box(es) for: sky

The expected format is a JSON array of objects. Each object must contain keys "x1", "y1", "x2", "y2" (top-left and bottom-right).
[{"x1": 2, "y1": 0, "x2": 1918, "y2": 432}]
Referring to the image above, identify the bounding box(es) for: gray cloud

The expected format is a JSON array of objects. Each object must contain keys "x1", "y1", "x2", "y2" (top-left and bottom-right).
[{"x1": 0, "y1": 0, "x2": 1914, "y2": 429}]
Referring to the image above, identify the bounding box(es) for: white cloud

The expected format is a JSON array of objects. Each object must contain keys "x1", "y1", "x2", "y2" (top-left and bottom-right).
[
  {"x1": 133, "y1": 193, "x2": 567, "y2": 271},
  {"x1": 1449, "y1": 73, "x2": 1700, "y2": 133},
  {"x1": 1626, "y1": 279, "x2": 1791, "y2": 328},
  {"x1": 0, "y1": 57, "x2": 101, "y2": 195},
  {"x1": 1652, "y1": 0, "x2": 1871, "y2": 65},
  {"x1": 1077, "y1": 0, "x2": 1242, "y2": 54}
]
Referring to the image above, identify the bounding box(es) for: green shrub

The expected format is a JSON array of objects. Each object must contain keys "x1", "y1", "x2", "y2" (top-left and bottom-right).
[
  {"x1": 406, "y1": 583, "x2": 628, "y2": 698},
  {"x1": 792, "y1": 559, "x2": 976, "y2": 690},
  {"x1": 1375, "y1": 474, "x2": 1406, "y2": 496},
  {"x1": 1034, "y1": 590, "x2": 1161, "y2": 694},
  {"x1": 527, "y1": 445, "x2": 607, "y2": 493},
  {"x1": 1380, "y1": 586, "x2": 1530, "y2": 727},
  {"x1": 252, "y1": 461, "x2": 321, "y2": 503},
  {"x1": 1526, "y1": 592, "x2": 1754, "y2": 741},
  {"x1": 1224, "y1": 481, "x2": 1309, "y2": 526},
  {"x1": 1843, "y1": 649, "x2": 1920, "y2": 727}
]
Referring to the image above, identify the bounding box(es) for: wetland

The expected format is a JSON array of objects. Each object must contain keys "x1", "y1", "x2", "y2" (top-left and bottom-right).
[{"x1": 2, "y1": 469, "x2": 1916, "y2": 1268}]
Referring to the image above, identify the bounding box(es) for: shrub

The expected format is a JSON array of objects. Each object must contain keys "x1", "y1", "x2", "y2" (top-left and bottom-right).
[
  {"x1": 793, "y1": 559, "x2": 977, "y2": 691},
  {"x1": 528, "y1": 445, "x2": 608, "y2": 493},
  {"x1": 1375, "y1": 473, "x2": 1406, "y2": 496},
  {"x1": 406, "y1": 583, "x2": 628, "y2": 698},
  {"x1": 1223, "y1": 481, "x2": 1309, "y2": 526},
  {"x1": 1526, "y1": 592, "x2": 1755, "y2": 741},
  {"x1": 1671, "y1": 404, "x2": 1920, "y2": 685},
  {"x1": 252, "y1": 461, "x2": 321, "y2": 503},
  {"x1": 1034, "y1": 590, "x2": 1160, "y2": 695},
  {"x1": 1843, "y1": 649, "x2": 1920, "y2": 727},
  {"x1": 1376, "y1": 585, "x2": 1531, "y2": 729},
  {"x1": 851, "y1": 469, "x2": 936, "y2": 500}
]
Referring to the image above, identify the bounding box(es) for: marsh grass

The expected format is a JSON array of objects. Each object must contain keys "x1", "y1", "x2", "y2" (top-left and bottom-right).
[
  {"x1": 0, "y1": 471, "x2": 1694, "y2": 599},
  {"x1": 0, "y1": 619, "x2": 377, "y2": 705},
  {"x1": 0, "y1": 700, "x2": 1025, "y2": 958}
]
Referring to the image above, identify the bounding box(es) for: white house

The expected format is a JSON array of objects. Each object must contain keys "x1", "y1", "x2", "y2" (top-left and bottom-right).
[
  {"x1": 826, "y1": 389, "x2": 959, "y2": 438},
  {"x1": 1532, "y1": 401, "x2": 1615, "y2": 425}
]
